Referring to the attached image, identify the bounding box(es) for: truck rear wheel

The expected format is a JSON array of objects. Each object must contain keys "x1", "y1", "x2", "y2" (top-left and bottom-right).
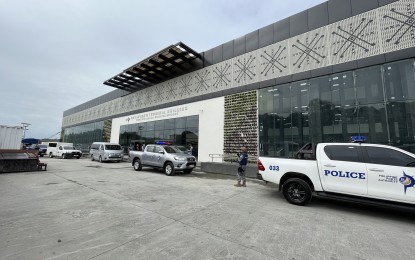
[
  {"x1": 133, "y1": 159, "x2": 142, "y2": 171},
  {"x1": 49, "y1": 152, "x2": 53, "y2": 158},
  {"x1": 282, "y1": 178, "x2": 312, "y2": 206},
  {"x1": 164, "y1": 162, "x2": 175, "y2": 176}
]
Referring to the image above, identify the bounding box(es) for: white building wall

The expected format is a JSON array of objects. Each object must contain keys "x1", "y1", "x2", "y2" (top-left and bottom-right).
[{"x1": 111, "y1": 97, "x2": 225, "y2": 162}]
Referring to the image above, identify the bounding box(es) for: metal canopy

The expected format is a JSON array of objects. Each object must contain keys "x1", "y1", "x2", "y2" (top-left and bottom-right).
[{"x1": 103, "y1": 42, "x2": 201, "y2": 92}]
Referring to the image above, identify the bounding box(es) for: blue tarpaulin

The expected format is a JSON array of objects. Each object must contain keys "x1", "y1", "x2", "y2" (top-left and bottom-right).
[{"x1": 21, "y1": 138, "x2": 39, "y2": 144}]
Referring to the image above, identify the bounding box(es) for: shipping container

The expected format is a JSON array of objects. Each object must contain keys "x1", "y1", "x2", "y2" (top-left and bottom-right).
[{"x1": 0, "y1": 125, "x2": 24, "y2": 150}]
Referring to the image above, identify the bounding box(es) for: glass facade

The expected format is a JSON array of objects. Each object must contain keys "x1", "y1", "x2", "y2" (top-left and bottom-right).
[
  {"x1": 63, "y1": 120, "x2": 107, "y2": 152},
  {"x1": 259, "y1": 59, "x2": 415, "y2": 157},
  {"x1": 119, "y1": 115, "x2": 199, "y2": 157}
]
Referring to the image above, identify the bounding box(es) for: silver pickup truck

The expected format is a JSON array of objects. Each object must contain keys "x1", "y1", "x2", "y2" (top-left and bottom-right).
[{"x1": 129, "y1": 144, "x2": 197, "y2": 176}]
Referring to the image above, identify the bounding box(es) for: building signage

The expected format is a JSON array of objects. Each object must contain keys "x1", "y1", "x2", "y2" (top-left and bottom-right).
[{"x1": 125, "y1": 106, "x2": 189, "y2": 123}]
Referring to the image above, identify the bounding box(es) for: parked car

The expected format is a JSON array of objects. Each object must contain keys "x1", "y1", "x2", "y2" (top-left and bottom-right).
[
  {"x1": 37, "y1": 144, "x2": 47, "y2": 157},
  {"x1": 90, "y1": 142, "x2": 123, "y2": 162},
  {"x1": 129, "y1": 144, "x2": 197, "y2": 175}
]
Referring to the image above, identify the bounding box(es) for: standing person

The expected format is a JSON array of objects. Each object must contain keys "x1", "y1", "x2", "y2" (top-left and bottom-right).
[
  {"x1": 235, "y1": 147, "x2": 248, "y2": 187},
  {"x1": 187, "y1": 143, "x2": 193, "y2": 155}
]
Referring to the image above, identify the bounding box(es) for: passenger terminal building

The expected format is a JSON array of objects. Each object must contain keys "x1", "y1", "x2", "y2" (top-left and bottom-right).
[{"x1": 62, "y1": 0, "x2": 415, "y2": 161}]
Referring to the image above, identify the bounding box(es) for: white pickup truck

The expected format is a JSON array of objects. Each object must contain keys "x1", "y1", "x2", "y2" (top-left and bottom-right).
[
  {"x1": 129, "y1": 144, "x2": 197, "y2": 176},
  {"x1": 257, "y1": 142, "x2": 415, "y2": 207}
]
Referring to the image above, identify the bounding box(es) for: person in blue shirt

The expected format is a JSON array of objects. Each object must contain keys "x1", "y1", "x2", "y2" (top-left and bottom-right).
[{"x1": 235, "y1": 147, "x2": 248, "y2": 187}]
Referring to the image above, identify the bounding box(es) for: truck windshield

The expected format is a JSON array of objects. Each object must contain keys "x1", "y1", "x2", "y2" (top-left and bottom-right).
[
  {"x1": 164, "y1": 146, "x2": 181, "y2": 154},
  {"x1": 105, "y1": 145, "x2": 121, "y2": 150}
]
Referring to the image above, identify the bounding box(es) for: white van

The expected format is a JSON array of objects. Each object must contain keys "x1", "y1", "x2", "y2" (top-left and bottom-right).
[
  {"x1": 46, "y1": 142, "x2": 82, "y2": 158},
  {"x1": 90, "y1": 142, "x2": 123, "y2": 162}
]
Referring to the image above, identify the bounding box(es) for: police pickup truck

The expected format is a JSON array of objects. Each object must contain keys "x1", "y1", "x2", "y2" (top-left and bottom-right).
[
  {"x1": 129, "y1": 144, "x2": 197, "y2": 176},
  {"x1": 257, "y1": 141, "x2": 415, "y2": 206}
]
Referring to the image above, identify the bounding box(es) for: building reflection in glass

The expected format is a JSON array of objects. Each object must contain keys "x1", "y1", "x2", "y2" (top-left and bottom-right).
[{"x1": 259, "y1": 59, "x2": 415, "y2": 156}]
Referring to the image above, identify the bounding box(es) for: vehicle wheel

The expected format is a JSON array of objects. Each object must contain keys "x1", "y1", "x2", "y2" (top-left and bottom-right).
[
  {"x1": 164, "y1": 162, "x2": 175, "y2": 176},
  {"x1": 40, "y1": 155, "x2": 44, "y2": 157},
  {"x1": 282, "y1": 178, "x2": 312, "y2": 206},
  {"x1": 49, "y1": 152, "x2": 54, "y2": 158},
  {"x1": 99, "y1": 156, "x2": 103, "y2": 163},
  {"x1": 62, "y1": 154, "x2": 66, "y2": 159},
  {"x1": 76, "y1": 156, "x2": 80, "y2": 159},
  {"x1": 133, "y1": 159, "x2": 142, "y2": 171},
  {"x1": 91, "y1": 155, "x2": 94, "y2": 161},
  {"x1": 184, "y1": 169, "x2": 193, "y2": 174}
]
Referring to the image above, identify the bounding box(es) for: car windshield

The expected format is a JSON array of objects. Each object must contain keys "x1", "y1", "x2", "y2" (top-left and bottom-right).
[
  {"x1": 63, "y1": 146, "x2": 75, "y2": 150},
  {"x1": 174, "y1": 146, "x2": 187, "y2": 152},
  {"x1": 105, "y1": 145, "x2": 121, "y2": 150},
  {"x1": 163, "y1": 146, "x2": 182, "y2": 154}
]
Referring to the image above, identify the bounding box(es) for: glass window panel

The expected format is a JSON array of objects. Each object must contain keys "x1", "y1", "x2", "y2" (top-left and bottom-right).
[
  {"x1": 331, "y1": 72, "x2": 354, "y2": 107},
  {"x1": 154, "y1": 130, "x2": 164, "y2": 140},
  {"x1": 164, "y1": 119, "x2": 175, "y2": 130},
  {"x1": 258, "y1": 87, "x2": 275, "y2": 156},
  {"x1": 138, "y1": 123, "x2": 146, "y2": 132},
  {"x1": 259, "y1": 87, "x2": 274, "y2": 115},
  {"x1": 291, "y1": 81, "x2": 310, "y2": 147},
  {"x1": 163, "y1": 129, "x2": 175, "y2": 140},
  {"x1": 186, "y1": 115, "x2": 199, "y2": 128},
  {"x1": 357, "y1": 104, "x2": 388, "y2": 144},
  {"x1": 355, "y1": 66, "x2": 383, "y2": 105},
  {"x1": 174, "y1": 128, "x2": 186, "y2": 145},
  {"x1": 309, "y1": 76, "x2": 331, "y2": 144},
  {"x1": 146, "y1": 121, "x2": 155, "y2": 131},
  {"x1": 154, "y1": 120, "x2": 164, "y2": 130},
  {"x1": 383, "y1": 59, "x2": 415, "y2": 101},
  {"x1": 175, "y1": 117, "x2": 186, "y2": 129},
  {"x1": 387, "y1": 101, "x2": 415, "y2": 153}
]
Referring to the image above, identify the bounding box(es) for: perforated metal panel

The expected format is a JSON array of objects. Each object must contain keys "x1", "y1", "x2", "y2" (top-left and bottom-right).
[
  {"x1": 379, "y1": 0, "x2": 415, "y2": 53},
  {"x1": 177, "y1": 74, "x2": 194, "y2": 98},
  {"x1": 258, "y1": 40, "x2": 289, "y2": 82},
  {"x1": 289, "y1": 26, "x2": 330, "y2": 74},
  {"x1": 164, "y1": 79, "x2": 178, "y2": 102},
  {"x1": 192, "y1": 68, "x2": 212, "y2": 95},
  {"x1": 329, "y1": 10, "x2": 381, "y2": 64},
  {"x1": 233, "y1": 51, "x2": 258, "y2": 88},
  {"x1": 211, "y1": 59, "x2": 233, "y2": 90}
]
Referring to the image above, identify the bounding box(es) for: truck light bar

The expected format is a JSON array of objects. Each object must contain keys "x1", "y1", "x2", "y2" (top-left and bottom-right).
[{"x1": 350, "y1": 136, "x2": 368, "y2": 143}]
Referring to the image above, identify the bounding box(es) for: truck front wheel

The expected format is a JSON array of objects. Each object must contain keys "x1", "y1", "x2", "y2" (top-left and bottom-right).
[
  {"x1": 164, "y1": 162, "x2": 175, "y2": 176},
  {"x1": 282, "y1": 178, "x2": 312, "y2": 206},
  {"x1": 133, "y1": 159, "x2": 142, "y2": 171}
]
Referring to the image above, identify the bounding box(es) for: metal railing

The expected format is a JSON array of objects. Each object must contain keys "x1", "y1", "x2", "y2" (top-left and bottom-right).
[{"x1": 208, "y1": 153, "x2": 257, "y2": 163}]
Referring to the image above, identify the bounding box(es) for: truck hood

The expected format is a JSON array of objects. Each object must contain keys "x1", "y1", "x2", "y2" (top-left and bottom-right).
[{"x1": 64, "y1": 149, "x2": 82, "y2": 153}]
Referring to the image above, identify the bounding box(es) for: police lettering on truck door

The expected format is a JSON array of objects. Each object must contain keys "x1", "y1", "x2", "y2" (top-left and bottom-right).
[
  {"x1": 318, "y1": 145, "x2": 368, "y2": 196},
  {"x1": 364, "y1": 146, "x2": 415, "y2": 203}
]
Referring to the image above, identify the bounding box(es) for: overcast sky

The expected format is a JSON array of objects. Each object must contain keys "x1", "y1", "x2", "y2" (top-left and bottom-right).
[{"x1": 0, "y1": 0, "x2": 326, "y2": 139}]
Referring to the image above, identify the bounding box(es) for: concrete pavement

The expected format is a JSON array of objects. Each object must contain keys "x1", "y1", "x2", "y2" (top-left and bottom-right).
[{"x1": 1, "y1": 157, "x2": 414, "y2": 260}]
